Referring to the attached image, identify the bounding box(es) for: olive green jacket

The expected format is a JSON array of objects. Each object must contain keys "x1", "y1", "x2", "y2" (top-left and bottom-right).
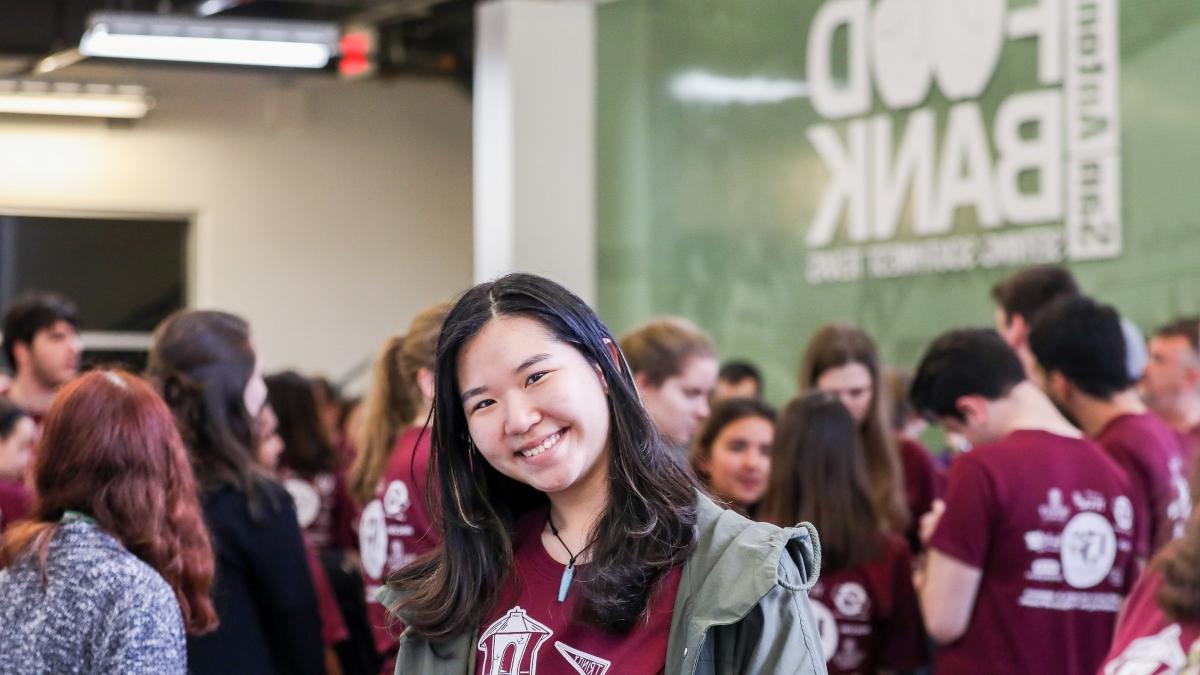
[{"x1": 384, "y1": 493, "x2": 827, "y2": 674}]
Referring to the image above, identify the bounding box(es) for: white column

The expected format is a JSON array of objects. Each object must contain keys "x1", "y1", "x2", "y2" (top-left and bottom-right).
[{"x1": 474, "y1": 0, "x2": 597, "y2": 304}]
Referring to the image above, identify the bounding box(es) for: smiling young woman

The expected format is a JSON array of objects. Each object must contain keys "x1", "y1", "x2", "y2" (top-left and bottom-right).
[{"x1": 381, "y1": 273, "x2": 825, "y2": 675}]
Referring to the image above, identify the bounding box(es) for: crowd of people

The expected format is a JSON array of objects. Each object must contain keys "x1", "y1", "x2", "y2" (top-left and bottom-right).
[{"x1": 0, "y1": 263, "x2": 1198, "y2": 674}]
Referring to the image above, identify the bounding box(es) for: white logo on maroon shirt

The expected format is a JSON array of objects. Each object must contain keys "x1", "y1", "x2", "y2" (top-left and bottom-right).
[
  {"x1": 1038, "y1": 488, "x2": 1071, "y2": 522},
  {"x1": 383, "y1": 480, "x2": 411, "y2": 518},
  {"x1": 810, "y1": 599, "x2": 839, "y2": 663},
  {"x1": 1103, "y1": 624, "x2": 1187, "y2": 675},
  {"x1": 554, "y1": 641, "x2": 611, "y2": 675},
  {"x1": 1112, "y1": 496, "x2": 1134, "y2": 532},
  {"x1": 284, "y1": 478, "x2": 321, "y2": 528},
  {"x1": 358, "y1": 500, "x2": 388, "y2": 580},
  {"x1": 1060, "y1": 512, "x2": 1117, "y2": 589},
  {"x1": 478, "y1": 606, "x2": 553, "y2": 675},
  {"x1": 1072, "y1": 490, "x2": 1107, "y2": 512},
  {"x1": 833, "y1": 582, "x2": 870, "y2": 619}
]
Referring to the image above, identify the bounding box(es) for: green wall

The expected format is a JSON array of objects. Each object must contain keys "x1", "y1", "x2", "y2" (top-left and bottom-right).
[{"x1": 597, "y1": 0, "x2": 1200, "y2": 405}]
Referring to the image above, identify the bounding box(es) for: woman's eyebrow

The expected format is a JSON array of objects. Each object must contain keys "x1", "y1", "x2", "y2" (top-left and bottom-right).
[{"x1": 514, "y1": 353, "x2": 552, "y2": 374}]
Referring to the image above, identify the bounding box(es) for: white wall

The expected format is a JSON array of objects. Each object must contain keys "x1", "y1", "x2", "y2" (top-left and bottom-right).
[{"x1": 0, "y1": 63, "x2": 473, "y2": 387}]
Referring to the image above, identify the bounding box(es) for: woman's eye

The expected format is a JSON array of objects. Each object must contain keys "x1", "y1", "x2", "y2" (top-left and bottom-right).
[
  {"x1": 526, "y1": 371, "x2": 548, "y2": 386},
  {"x1": 471, "y1": 399, "x2": 495, "y2": 412}
]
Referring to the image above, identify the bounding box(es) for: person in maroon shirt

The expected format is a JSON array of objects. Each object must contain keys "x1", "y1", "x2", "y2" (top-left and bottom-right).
[
  {"x1": 0, "y1": 398, "x2": 35, "y2": 530},
  {"x1": 690, "y1": 397, "x2": 774, "y2": 517},
  {"x1": 346, "y1": 301, "x2": 450, "y2": 675},
  {"x1": 910, "y1": 328, "x2": 1144, "y2": 675},
  {"x1": 801, "y1": 324, "x2": 911, "y2": 537},
  {"x1": 760, "y1": 392, "x2": 928, "y2": 674},
  {"x1": 1141, "y1": 317, "x2": 1200, "y2": 475},
  {"x1": 1030, "y1": 296, "x2": 1191, "y2": 554},
  {"x1": 383, "y1": 274, "x2": 825, "y2": 674},
  {"x1": 1103, "y1": 471, "x2": 1200, "y2": 673}
]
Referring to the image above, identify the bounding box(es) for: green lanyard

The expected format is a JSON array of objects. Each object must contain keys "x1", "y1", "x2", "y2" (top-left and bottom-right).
[{"x1": 60, "y1": 510, "x2": 96, "y2": 525}]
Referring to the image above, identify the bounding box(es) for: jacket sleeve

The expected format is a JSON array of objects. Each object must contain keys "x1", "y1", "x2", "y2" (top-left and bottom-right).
[{"x1": 727, "y1": 523, "x2": 828, "y2": 674}]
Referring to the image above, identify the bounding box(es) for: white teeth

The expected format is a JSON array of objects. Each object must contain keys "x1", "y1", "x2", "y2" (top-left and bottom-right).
[{"x1": 521, "y1": 431, "x2": 561, "y2": 458}]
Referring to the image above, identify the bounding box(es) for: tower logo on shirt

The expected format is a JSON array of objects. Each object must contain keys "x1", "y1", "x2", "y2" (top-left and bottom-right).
[
  {"x1": 383, "y1": 480, "x2": 412, "y2": 519},
  {"x1": 1038, "y1": 488, "x2": 1071, "y2": 522},
  {"x1": 554, "y1": 641, "x2": 611, "y2": 675},
  {"x1": 478, "y1": 606, "x2": 553, "y2": 675},
  {"x1": 1060, "y1": 511, "x2": 1117, "y2": 589},
  {"x1": 810, "y1": 599, "x2": 839, "y2": 663}
]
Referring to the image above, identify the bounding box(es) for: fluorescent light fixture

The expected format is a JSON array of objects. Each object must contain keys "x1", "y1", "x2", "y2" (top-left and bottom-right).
[
  {"x1": 0, "y1": 80, "x2": 153, "y2": 119},
  {"x1": 670, "y1": 71, "x2": 808, "y2": 106},
  {"x1": 79, "y1": 11, "x2": 339, "y2": 69}
]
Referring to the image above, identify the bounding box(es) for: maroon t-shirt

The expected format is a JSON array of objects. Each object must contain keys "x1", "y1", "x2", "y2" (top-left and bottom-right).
[
  {"x1": 0, "y1": 478, "x2": 31, "y2": 531},
  {"x1": 1101, "y1": 565, "x2": 1200, "y2": 673},
  {"x1": 808, "y1": 533, "x2": 927, "y2": 674},
  {"x1": 359, "y1": 426, "x2": 440, "y2": 670},
  {"x1": 898, "y1": 437, "x2": 944, "y2": 550},
  {"x1": 281, "y1": 468, "x2": 356, "y2": 553},
  {"x1": 1096, "y1": 412, "x2": 1190, "y2": 553},
  {"x1": 476, "y1": 515, "x2": 683, "y2": 675},
  {"x1": 305, "y1": 538, "x2": 349, "y2": 647},
  {"x1": 929, "y1": 430, "x2": 1144, "y2": 675}
]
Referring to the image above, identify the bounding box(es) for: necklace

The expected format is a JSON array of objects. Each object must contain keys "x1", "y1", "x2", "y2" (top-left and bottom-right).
[{"x1": 546, "y1": 511, "x2": 596, "y2": 603}]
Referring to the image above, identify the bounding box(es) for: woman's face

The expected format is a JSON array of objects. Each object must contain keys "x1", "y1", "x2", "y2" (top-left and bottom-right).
[
  {"x1": 700, "y1": 415, "x2": 773, "y2": 509},
  {"x1": 815, "y1": 362, "x2": 874, "y2": 425},
  {"x1": 243, "y1": 354, "x2": 268, "y2": 420},
  {"x1": 0, "y1": 416, "x2": 36, "y2": 480},
  {"x1": 255, "y1": 405, "x2": 284, "y2": 470},
  {"x1": 458, "y1": 316, "x2": 612, "y2": 500},
  {"x1": 639, "y1": 355, "x2": 719, "y2": 447}
]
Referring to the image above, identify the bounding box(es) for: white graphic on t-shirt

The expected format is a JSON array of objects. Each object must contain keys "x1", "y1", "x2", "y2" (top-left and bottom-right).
[
  {"x1": 1103, "y1": 624, "x2": 1186, "y2": 675},
  {"x1": 832, "y1": 636, "x2": 865, "y2": 671},
  {"x1": 1038, "y1": 488, "x2": 1071, "y2": 522},
  {"x1": 1024, "y1": 530, "x2": 1062, "y2": 554},
  {"x1": 1025, "y1": 558, "x2": 1062, "y2": 583},
  {"x1": 1168, "y1": 458, "x2": 1191, "y2": 541},
  {"x1": 1072, "y1": 490, "x2": 1108, "y2": 513},
  {"x1": 811, "y1": 599, "x2": 839, "y2": 663},
  {"x1": 383, "y1": 480, "x2": 412, "y2": 519},
  {"x1": 832, "y1": 582, "x2": 870, "y2": 619},
  {"x1": 554, "y1": 641, "x2": 611, "y2": 675},
  {"x1": 284, "y1": 477, "x2": 322, "y2": 528},
  {"x1": 358, "y1": 500, "x2": 388, "y2": 580},
  {"x1": 478, "y1": 606, "x2": 553, "y2": 675},
  {"x1": 1060, "y1": 512, "x2": 1117, "y2": 589},
  {"x1": 1113, "y1": 496, "x2": 1135, "y2": 532}
]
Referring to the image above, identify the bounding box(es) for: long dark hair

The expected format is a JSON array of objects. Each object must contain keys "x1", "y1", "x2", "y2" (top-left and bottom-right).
[
  {"x1": 759, "y1": 392, "x2": 881, "y2": 571},
  {"x1": 799, "y1": 323, "x2": 910, "y2": 532},
  {"x1": 265, "y1": 370, "x2": 335, "y2": 477},
  {"x1": 1, "y1": 371, "x2": 218, "y2": 634},
  {"x1": 147, "y1": 310, "x2": 274, "y2": 514},
  {"x1": 387, "y1": 273, "x2": 699, "y2": 640}
]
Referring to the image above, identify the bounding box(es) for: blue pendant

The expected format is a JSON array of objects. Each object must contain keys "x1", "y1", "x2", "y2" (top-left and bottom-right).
[{"x1": 557, "y1": 564, "x2": 575, "y2": 602}]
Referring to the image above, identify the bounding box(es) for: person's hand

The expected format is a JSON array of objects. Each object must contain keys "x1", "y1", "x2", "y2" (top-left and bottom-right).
[{"x1": 919, "y1": 499, "x2": 946, "y2": 546}]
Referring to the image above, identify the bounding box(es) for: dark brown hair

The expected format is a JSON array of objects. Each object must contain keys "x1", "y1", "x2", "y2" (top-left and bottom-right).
[
  {"x1": 759, "y1": 392, "x2": 881, "y2": 571},
  {"x1": 799, "y1": 323, "x2": 909, "y2": 532},
  {"x1": 387, "y1": 274, "x2": 698, "y2": 641},
  {"x1": 619, "y1": 316, "x2": 715, "y2": 387},
  {"x1": 990, "y1": 264, "x2": 1079, "y2": 325},
  {"x1": 1154, "y1": 316, "x2": 1200, "y2": 354},
  {"x1": 265, "y1": 370, "x2": 335, "y2": 477},
  {"x1": 0, "y1": 370, "x2": 217, "y2": 634}
]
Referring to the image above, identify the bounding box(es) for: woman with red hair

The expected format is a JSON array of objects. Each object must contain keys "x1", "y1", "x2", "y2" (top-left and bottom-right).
[{"x1": 0, "y1": 370, "x2": 216, "y2": 673}]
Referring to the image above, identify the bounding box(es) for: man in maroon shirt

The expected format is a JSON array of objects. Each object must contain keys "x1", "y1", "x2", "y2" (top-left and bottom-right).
[
  {"x1": 910, "y1": 328, "x2": 1143, "y2": 675},
  {"x1": 1, "y1": 292, "x2": 83, "y2": 428},
  {"x1": 1140, "y1": 317, "x2": 1200, "y2": 473},
  {"x1": 1030, "y1": 296, "x2": 1190, "y2": 554}
]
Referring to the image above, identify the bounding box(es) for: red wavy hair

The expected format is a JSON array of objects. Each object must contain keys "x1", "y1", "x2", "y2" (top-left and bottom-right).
[{"x1": 0, "y1": 370, "x2": 217, "y2": 634}]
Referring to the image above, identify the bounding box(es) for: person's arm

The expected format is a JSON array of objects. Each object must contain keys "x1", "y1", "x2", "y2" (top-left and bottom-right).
[{"x1": 918, "y1": 549, "x2": 983, "y2": 644}]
